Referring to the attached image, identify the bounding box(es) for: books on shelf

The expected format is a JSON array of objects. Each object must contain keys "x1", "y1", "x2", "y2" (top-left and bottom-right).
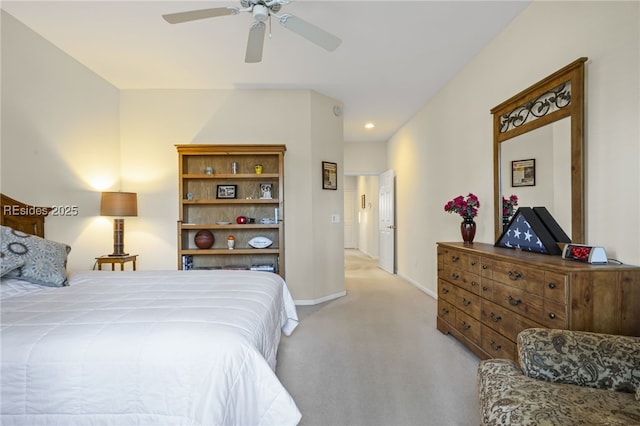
[
  {"x1": 250, "y1": 263, "x2": 275, "y2": 273},
  {"x1": 223, "y1": 265, "x2": 250, "y2": 270},
  {"x1": 182, "y1": 257, "x2": 275, "y2": 273}
]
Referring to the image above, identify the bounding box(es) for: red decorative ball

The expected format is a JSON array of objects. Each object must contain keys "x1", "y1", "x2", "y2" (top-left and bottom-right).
[
  {"x1": 236, "y1": 216, "x2": 247, "y2": 224},
  {"x1": 194, "y1": 230, "x2": 214, "y2": 249}
]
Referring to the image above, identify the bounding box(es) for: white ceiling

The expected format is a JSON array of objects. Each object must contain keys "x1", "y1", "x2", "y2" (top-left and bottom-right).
[{"x1": 2, "y1": 0, "x2": 530, "y2": 143}]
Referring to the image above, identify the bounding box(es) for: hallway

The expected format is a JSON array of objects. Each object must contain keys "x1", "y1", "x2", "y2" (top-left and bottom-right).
[{"x1": 276, "y1": 249, "x2": 481, "y2": 426}]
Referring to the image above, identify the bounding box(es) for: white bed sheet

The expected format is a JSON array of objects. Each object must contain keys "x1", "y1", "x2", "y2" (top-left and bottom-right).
[{"x1": 1, "y1": 270, "x2": 301, "y2": 426}]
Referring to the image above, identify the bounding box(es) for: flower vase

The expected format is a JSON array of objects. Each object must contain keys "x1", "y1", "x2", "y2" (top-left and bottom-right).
[
  {"x1": 461, "y1": 218, "x2": 476, "y2": 244},
  {"x1": 502, "y1": 216, "x2": 510, "y2": 233}
]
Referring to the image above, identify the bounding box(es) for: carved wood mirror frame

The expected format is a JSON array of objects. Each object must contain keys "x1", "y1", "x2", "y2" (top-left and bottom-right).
[{"x1": 491, "y1": 57, "x2": 587, "y2": 244}]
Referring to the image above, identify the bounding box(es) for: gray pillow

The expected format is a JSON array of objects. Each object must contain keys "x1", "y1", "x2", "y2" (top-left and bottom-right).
[
  {"x1": 0, "y1": 257, "x2": 25, "y2": 277},
  {"x1": 0, "y1": 225, "x2": 71, "y2": 287}
]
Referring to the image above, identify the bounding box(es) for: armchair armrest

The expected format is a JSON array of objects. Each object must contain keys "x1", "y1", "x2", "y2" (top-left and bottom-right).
[{"x1": 517, "y1": 328, "x2": 640, "y2": 393}]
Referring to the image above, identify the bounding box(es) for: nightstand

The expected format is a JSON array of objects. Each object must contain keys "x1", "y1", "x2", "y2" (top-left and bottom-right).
[{"x1": 95, "y1": 254, "x2": 138, "y2": 271}]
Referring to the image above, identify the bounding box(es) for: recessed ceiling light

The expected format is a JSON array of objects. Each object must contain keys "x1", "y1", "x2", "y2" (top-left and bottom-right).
[{"x1": 364, "y1": 122, "x2": 375, "y2": 129}]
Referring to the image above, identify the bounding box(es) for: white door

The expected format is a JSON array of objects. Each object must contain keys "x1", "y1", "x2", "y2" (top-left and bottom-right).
[{"x1": 379, "y1": 169, "x2": 395, "y2": 273}]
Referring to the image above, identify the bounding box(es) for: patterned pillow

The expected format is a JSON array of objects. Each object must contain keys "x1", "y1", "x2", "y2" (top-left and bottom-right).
[
  {"x1": 0, "y1": 225, "x2": 71, "y2": 287},
  {"x1": 0, "y1": 256, "x2": 25, "y2": 277}
]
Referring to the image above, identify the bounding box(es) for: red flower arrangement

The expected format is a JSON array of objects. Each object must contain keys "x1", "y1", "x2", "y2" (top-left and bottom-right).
[
  {"x1": 444, "y1": 193, "x2": 480, "y2": 221},
  {"x1": 502, "y1": 194, "x2": 519, "y2": 218}
]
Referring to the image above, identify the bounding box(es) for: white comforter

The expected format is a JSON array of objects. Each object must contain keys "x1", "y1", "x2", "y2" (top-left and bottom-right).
[{"x1": 0, "y1": 270, "x2": 301, "y2": 426}]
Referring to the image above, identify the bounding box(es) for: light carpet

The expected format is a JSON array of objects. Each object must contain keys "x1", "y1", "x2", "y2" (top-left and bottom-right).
[{"x1": 276, "y1": 249, "x2": 481, "y2": 426}]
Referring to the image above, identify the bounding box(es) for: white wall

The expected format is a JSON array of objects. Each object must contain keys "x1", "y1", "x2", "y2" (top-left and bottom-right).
[
  {"x1": 344, "y1": 141, "x2": 387, "y2": 175},
  {"x1": 357, "y1": 175, "x2": 379, "y2": 258},
  {"x1": 389, "y1": 1, "x2": 640, "y2": 295},
  {"x1": 118, "y1": 89, "x2": 345, "y2": 302},
  {"x1": 1, "y1": 10, "x2": 345, "y2": 302},
  {"x1": 1, "y1": 11, "x2": 121, "y2": 271}
]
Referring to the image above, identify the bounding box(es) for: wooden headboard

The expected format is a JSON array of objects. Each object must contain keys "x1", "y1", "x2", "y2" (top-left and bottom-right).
[{"x1": 1, "y1": 193, "x2": 49, "y2": 237}]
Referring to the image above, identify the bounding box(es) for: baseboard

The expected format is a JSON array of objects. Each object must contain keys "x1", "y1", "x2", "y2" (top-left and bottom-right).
[
  {"x1": 358, "y1": 249, "x2": 378, "y2": 259},
  {"x1": 397, "y1": 272, "x2": 437, "y2": 300},
  {"x1": 294, "y1": 290, "x2": 347, "y2": 306}
]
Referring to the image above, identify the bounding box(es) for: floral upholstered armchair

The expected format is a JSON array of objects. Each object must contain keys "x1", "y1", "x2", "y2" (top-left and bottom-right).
[{"x1": 478, "y1": 328, "x2": 640, "y2": 425}]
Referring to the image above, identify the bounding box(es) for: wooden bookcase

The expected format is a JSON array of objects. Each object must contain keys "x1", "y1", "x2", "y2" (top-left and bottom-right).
[{"x1": 176, "y1": 144, "x2": 286, "y2": 277}]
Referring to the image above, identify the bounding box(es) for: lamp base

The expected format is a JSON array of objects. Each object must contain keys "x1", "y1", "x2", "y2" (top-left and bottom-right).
[
  {"x1": 110, "y1": 218, "x2": 128, "y2": 257},
  {"x1": 108, "y1": 253, "x2": 130, "y2": 257}
]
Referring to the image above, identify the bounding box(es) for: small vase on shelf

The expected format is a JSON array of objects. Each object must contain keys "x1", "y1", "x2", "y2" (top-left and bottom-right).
[{"x1": 461, "y1": 218, "x2": 476, "y2": 244}]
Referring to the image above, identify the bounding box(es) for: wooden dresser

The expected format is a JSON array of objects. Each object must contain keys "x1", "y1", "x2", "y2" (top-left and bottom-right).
[{"x1": 437, "y1": 242, "x2": 640, "y2": 361}]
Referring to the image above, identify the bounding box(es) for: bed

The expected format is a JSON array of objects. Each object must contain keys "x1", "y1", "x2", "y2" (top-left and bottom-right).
[{"x1": 0, "y1": 194, "x2": 301, "y2": 425}]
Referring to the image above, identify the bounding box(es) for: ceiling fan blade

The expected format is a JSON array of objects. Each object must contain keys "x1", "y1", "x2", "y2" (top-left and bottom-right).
[
  {"x1": 278, "y1": 14, "x2": 341, "y2": 52},
  {"x1": 245, "y1": 21, "x2": 266, "y2": 63},
  {"x1": 162, "y1": 7, "x2": 235, "y2": 24}
]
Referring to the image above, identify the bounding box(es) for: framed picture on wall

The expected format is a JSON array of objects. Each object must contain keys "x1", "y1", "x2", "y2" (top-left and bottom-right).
[
  {"x1": 512, "y1": 159, "x2": 535, "y2": 187},
  {"x1": 322, "y1": 161, "x2": 338, "y2": 190}
]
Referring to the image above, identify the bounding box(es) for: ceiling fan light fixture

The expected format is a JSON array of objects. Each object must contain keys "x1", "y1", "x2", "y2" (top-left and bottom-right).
[{"x1": 253, "y1": 5, "x2": 269, "y2": 21}]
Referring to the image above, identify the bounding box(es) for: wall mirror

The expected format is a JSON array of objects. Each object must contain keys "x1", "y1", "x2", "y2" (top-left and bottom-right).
[{"x1": 491, "y1": 57, "x2": 587, "y2": 244}]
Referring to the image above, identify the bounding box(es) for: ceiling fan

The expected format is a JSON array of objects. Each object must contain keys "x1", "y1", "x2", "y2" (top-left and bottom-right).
[{"x1": 162, "y1": 0, "x2": 341, "y2": 63}]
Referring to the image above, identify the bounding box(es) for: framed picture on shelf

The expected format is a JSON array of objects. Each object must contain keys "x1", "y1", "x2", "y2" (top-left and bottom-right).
[
  {"x1": 512, "y1": 159, "x2": 535, "y2": 187},
  {"x1": 322, "y1": 161, "x2": 338, "y2": 190},
  {"x1": 260, "y1": 183, "x2": 273, "y2": 199},
  {"x1": 216, "y1": 184, "x2": 237, "y2": 199}
]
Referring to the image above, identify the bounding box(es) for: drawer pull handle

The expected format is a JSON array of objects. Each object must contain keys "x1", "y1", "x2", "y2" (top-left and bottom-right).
[
  {"x1": 462, "y1": 298, "x2": 472, "y2": 306},
  {"x1": 471, "y1": 281, "x2": 478, "y2": 287},
  {"x1": 490, "y1": 312, "x2": 502, "y2": 322},
  {"x1": 471, "y1": 261, "x2": 477, "y2": 266},
  {"x1": 482, "y1": 286, "x2": 488, "y2": 291},
  {"x1": 508, "y1": 270, "x2": 522, "y2": 280},
  {"x1": 442, "y1": 288, "x2": 449, "y2": 294},
  {"x1": 508, "y1": 295, "x2": 522, "y2": 306},
  {"x1": 489, "y1": 340, "x2": 502, "y2": 351},
  {"x1": 442, "y1": 308, "x2": 450, "y2": 315},
  {"x1": 451, "y1": 256, "x2": 460, "y2": 262},
  {"x1": 482, "y1": 265, "x2": 488, "y2": 270},
  {"x1": 451, "y1": 273, "x2": 460, "y2": 280},
  {"x1": 462, "y1": 322, "x2": 471, "y2": 330},
  {"x1": 548, "y1": 283, "x2": 556, "y2": 289},
  {"x1": 548, "y1": 313, "x2": 556, "y2": 319}
]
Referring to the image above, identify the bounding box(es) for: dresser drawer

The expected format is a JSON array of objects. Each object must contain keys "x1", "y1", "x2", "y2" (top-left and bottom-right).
[
  {"x1": 462, "y1": 272, "x2": 482, "y2": 295},
  {"x1": 465, "y1": 254, "x2": 481, "y2": 275},
  {"x1": 456, "y1": 310, "x2": 481, "y2": 342},
  {"x1": 442, "y1": 266, "x2": 465, "y2": 287},
  {"x1": 455, "y1": 287, "x2": 481, "y2": 319},
  {"x1": 481, "y1": 325, "x2": 515, "y2": 360},
  {"x1": 493, "y1": 261, "x2": 545, "y2": 296},
  {"x1": 443, "y1": 267, "x2": 481, "y2": 295},
  {"x1": 442, "y1": 249, "x2": 465, "y2": 269},
  {"x1": 512, "y1": 315, "x2": 544, "y2": 342},
  {"x1": 493, "y1": 282, "x2": 544, "y2": 322},
  {"x1": 480, "y1": 299, "x2": 515, "y2": 341},
  {"x1": 438, "y1": 298, "x2": 456, "y2": 325},
  {"x1": 543, "y1": 271, "x2": 568, "y2": 303},
  {"x1": 542, "y1": 299, "x2": 568, "y2": 329},
  {"x1": 480, "y1": 258, "x2": 494, "y2": 279},
  {"x1": 480, "y1": 277, "x2": 494, "y2": 299},
  {"x1": 438, "y1": 278, "x2": 457, "y2": 305}
]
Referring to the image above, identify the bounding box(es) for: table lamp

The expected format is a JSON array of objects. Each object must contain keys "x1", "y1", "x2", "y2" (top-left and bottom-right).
[{"x1": 100, "y1": 192, "x2": 137, "y2": 256}]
